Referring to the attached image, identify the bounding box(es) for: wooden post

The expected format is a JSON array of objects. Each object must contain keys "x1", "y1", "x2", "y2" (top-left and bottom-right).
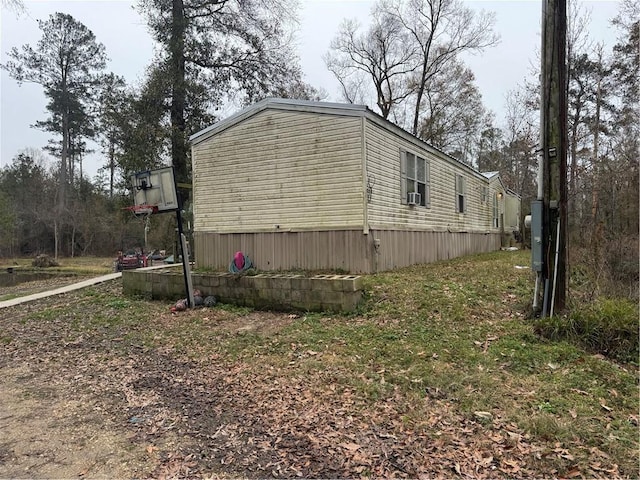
[{"x1": 541, "y1": 0, "x2": 568, "y2": 313}]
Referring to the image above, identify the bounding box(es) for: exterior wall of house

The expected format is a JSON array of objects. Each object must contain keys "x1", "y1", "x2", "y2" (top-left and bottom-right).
[
  {"x1": 194, "y1": 230, "x2": 373, "y2": 273},
  {"x1": 488, "y1": 176, "x2": 506, "y2": 231},
  {"x1": 191, "y1": 101, "x2": 507, "y2": 273},
  {"x1": 486, "y1": 177, "x2": 522, "y2": 232},
  {"x1": 369, "y1": 230, "x2": 500, "y2": 272},
  {"x1": 486, "y1": 175, "x2": 522, "y2": 246},
  {"x1": 504, "y1": 194, "x2": 521, "y2": 232},
  {"x1": 192, "y1": 109, "x2": 364, "y2": 234},
  {"x1": 364, "y1": 118, "x2": 495, "y2": 233}
]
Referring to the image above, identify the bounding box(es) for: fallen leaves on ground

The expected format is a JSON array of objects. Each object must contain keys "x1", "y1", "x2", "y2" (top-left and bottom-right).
[{"x1": 0, "y1": 280, "x2": 634, "y2": 479}]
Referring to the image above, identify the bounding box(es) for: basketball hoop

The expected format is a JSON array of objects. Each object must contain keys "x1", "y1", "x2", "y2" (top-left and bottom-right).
[
  {"x1": 130, "y1": 167, "x2": 178, "y2": 213},
  {"x1": 124, "y1": 204, "x2": 158, "y2": 217}
]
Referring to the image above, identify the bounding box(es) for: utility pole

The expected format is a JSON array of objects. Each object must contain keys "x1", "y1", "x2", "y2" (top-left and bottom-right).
[{"x1": 539, "y1": 0, "x2": 568, "y2": 314}]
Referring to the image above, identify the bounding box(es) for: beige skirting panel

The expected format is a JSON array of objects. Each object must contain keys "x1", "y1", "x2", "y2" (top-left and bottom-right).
[
  {"x1": 194, "y1": 230, "x2": 373, "y2": 273},
  {"x1": 195, "y1": 230, "x2": 500, "y2": 274},
  {"x1": 369, "y1": 230, "x2": 501, "y2": 272}
]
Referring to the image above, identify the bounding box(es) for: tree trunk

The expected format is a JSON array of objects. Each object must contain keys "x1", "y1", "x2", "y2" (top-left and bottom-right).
[
  {"x1": 170, "y1": 0, "x2": 188, "y2": 184},
  {"x1": 590, "y1": 72, "x2": 602, "y2": 256},
  {"x1": 109, "y1": 136, "x2": 115, "y2": 199},
  {"x1": 375, "y1": 80, "x2": 391, "y2": 119},
  {"x1": 54, "y1": 219, "x2": 59, "y2": 260},
  {"x1": 411, "y1": 66, "x2": 427, "y2": 136},
  {"x1": 57, "y1": 110, "x2": 69, "y2": 260},
  {"x1": 71, "y1": 225, "x2": 76, "y2": 258},
  {"x1": 569, "y1": 98, "x2": 580, "y2": 208},
  {"x1": 68, "y1": 136, "x2": 74, "y2": 186}
]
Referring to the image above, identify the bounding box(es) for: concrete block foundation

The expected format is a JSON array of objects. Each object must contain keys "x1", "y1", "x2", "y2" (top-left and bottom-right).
[{"x1": 122, "y1": 266, "x2": 363, "y2": 313}]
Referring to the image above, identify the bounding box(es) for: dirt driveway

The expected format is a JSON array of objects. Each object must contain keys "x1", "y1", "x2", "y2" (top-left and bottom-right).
[
  {"x1": 0, "y1": 365, "x2": 145, "y2": 478},
  {"x1": 1, "y1": 279, "x2": 369, "y2": 478},
  {"x1": 0, "y1": 279, "x2": 471, "y2": 479},
  {"x1": 0, "y1": 278, "x2": 152, "y2": 478}
]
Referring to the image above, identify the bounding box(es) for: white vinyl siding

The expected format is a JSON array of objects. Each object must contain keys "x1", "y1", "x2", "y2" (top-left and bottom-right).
[
  {"x1": 400, "y1": 151, "x2": 407, "y2": 205},
  {"x1": 365, "y1": 119, "x2": 491, "y2": 232},
  {"x1": 504, "y1": 194, "x2": 521, "y2": 231},
  {"x1": 190, "y1": 99, "x2": 509, "y2": 272},
  {"x1": 486, "y1": 175, "x2": 521, "y2": 233},
  {"x1": 192, "y1": 103, "x2": 506, "y2": 238},
  {"x1": 192, "y1": 110, "x2": 364, "y2": 233}
]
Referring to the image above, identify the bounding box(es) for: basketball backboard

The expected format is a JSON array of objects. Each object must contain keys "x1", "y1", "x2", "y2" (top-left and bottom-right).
[{"x1": 131, "y1": 166, "x2": 179, "y2": 213}]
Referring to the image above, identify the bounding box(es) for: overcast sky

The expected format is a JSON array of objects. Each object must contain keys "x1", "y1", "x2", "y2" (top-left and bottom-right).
[{"x1": 0, "y1": 0, "x2": 622, "y2": 179}]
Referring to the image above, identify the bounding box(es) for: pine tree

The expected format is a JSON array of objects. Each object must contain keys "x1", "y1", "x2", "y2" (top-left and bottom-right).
[{"x1": 2, "y1": 13, "x2": 106, "y2": 257}]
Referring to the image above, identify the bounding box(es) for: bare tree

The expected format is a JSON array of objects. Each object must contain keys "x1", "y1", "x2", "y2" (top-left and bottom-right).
[
  {"x1": 383, "y1": 0, "x2": 499, "y2": 135},
  {"x1": 324, "y1": 9, "x2": 418, "y2": 118},
  {"x1": 1, "y1": 0, "x2": 24, "y2": 14},
  {"x1": 417, "y1": 58, "x2": 487, "y2": 163},
  {"x1": 501, "y1": 88, "x2": 538, "y2": 198},
  {"x1": 566, "y1": 0, "x2": 595, "y2": 219}
]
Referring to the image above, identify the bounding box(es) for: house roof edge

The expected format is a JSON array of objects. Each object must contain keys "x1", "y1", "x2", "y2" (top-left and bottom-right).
[{"x1": 189, "y1": 98, "x2": 368, "y2": 145}]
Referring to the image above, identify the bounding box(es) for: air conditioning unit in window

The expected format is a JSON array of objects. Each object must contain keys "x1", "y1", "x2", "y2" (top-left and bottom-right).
[{"x1": 407, "y1": 192, "x2": 421, "y2": 206}]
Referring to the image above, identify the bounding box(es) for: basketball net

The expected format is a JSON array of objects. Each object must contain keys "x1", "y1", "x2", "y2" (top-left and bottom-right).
[
  {"x1": 125, "y1": 204, "x2": 158, "y2": 217},
  {"x1": 124, "y1": 205, "x2": 158, "y2": 251}
]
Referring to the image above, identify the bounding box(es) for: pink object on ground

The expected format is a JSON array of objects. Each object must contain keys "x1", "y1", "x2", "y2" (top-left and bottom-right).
[{"x1": 233, "y1": 251, "x2": 245, "y2": 270}]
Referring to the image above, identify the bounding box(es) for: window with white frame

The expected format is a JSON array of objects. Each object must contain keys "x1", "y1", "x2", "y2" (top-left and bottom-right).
[
  {"x1": 481, "y1": 186, "x2": 488, "y2": 204},
  {"x1": 400, "y1": 151, "x2": 430, "y2": 207},
  {"x1": 455, "y1": 174, "x2": 466, "y2": 213},
  {"x1": 492, "y1": 192, "x2": 499, "y2": 228}
]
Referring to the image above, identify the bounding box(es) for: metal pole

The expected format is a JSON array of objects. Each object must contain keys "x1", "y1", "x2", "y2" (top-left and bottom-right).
[
  {"x1": 173, "y1": 168, "x2": 194, "y2": 308},
  {"x1": 176, "y1": 209, "x2": 194, "y2": 307}
]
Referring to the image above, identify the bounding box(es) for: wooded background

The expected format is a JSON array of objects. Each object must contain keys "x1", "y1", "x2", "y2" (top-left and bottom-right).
[{"x1": 1, "y1": 0, "x2": 637, "y2": 299}]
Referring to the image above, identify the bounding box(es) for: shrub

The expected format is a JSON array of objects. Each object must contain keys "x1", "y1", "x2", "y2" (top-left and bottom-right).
[
  {"x1": 32, "y1": 254, "x2": 59, "y2": 268},
  {"x1": 534, "y1": 298, "x2": 639, "y2": 364}
]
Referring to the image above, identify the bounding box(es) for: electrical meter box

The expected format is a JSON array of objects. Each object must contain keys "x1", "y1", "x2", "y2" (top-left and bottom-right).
[{"x1": 531, "y1": 200, "x2": 543, "y2": 272}]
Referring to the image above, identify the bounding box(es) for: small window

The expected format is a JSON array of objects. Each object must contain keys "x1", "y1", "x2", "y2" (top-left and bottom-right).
[
  {"x1": 493, "y1": 192, "x2": 499, "y2": 228},
  {"x1": 455, "y1": 174, "x2": 466, "y2": 213},
  {"x1": 401, "y1": 151, "x2": 430, "y2": 207},
  {"x1": 481, "y1": 186, "x2": 488, "y2": 204}
]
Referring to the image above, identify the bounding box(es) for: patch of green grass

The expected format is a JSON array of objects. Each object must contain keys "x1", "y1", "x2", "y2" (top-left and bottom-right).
[
  {"x1": 523, "y1": 413, "x2": 573, "y2": 442},
  {"x1": 27, "y1": 306, "x2": 67, "y2": 321},
  {"x1": 167, "y1": 250, "x2": 637, "y2": 474},
  {"x1": 490, "y1": 330, "x2": 584, "y2": 375},
  {"x1": 0, "y1": 293, "x2": 21, "y2": 301},
  {"x1": 107, "y1": 298, "x2": 131, "y2": 309},
  {"x1": 534, "y1": 298, "x2": 639, "y2": 363}
]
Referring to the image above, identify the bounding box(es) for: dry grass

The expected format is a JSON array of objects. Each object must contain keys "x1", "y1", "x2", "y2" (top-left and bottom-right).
[{"x1": 0, "y1": 256, "x2": 115, "y2": 275}]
